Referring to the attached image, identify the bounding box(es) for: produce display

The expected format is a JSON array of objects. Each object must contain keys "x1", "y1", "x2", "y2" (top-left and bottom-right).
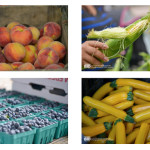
[
  {"x1": 0, "y1": 89, "x2": 68, "y2": 144},
  {"x1": 41, "y1": 109, "x2": 68, "y2": 121},
  {"x1": 82, "y1": 79, "x2": 150, "y2": 144},
  {"x1": 0, "y1": 21, "x2": 67, "y2": 71}
]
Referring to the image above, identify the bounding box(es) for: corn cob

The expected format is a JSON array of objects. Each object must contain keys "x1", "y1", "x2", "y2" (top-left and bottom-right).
[
  {"x1": 87, "y1": 14, "x2": 150, "y2": 59},
  {"x1": 87, "y1": 27, "x2": 128, "y2": 39}
]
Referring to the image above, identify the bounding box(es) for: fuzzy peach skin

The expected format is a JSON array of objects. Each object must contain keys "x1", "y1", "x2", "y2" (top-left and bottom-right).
[
  {"x1": 18, "y1": 62, "x2": 35, "y2": 70},
  {"x1": 58, "y1": 63, "x2": 65, "y2": 68},
  {"x1": 37, "y1": 47, "x2": 59, "y2": 68},
  {"x1": 37, "y1": 36, "x2": 53, "y2": 51},
  {"x1": 29, "y1": 27, "x2": 40, "y2": 44},
  {"x1": 0, "y1": 51, "x2": 6, "y2": 63},
  {"x1": 45, "y1": 64, "x2": 63, "y2": 70},
  {"x1": 0, "y1": 63, "x2": 13, "y2": 71},
  {"x1": 48, "y1": 41, "x2": 66, "y2": 59},
  {"x1": 43, "y1": 22, "x2": 61, "y2": 40},
  {"x1": 7, "y1": 22, "x2": 20, "y2": 31},
  {"x1": 34, "y1": 59, "x2": 42, "y2": 69},
  {"x1": 40, "y1": 28, "x2": 44, "y2": 38},
  {"x1": 22, "y1": 45, "x2": 37, "y2": 64},
  {"x1": 10, "y1": 25, "x2": 33, "y2": 46},
  {"x1": 4, "y1": 42, "x2": 26, "y2": 62},
  {"x1": 11, "y1": 62, "x2": 23, "y2": 70},
  {"x1": 0, "y1": 27, "x2": 11, "y2": 47}
]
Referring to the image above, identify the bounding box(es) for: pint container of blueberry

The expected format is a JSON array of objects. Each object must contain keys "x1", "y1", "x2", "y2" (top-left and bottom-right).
[
  {"x1": 20, "y1": 104, "x2": 49, "y2": 116},
  {"x1": 0, "y1": 120, "x2": 36, "y2": 144},
  {"x1": 39, "y1": 100, "x2": 64, "y2": 110},
  {"x1": 0, "y1": 91, "x2": 23, "y2": 100},
  {"x1": 20, "y1": 116, "x2": 58, "y2": 144},
  {"x1": 0, "y1": 97, "x2": 29, "y2": 108},
  {"x1": 14, "y1": 94, "x2": 45, "y2": 104},
  {"x1": 39, "y1": 109, "x2": 68, "y2": 139},
  {"x1": 2, "y1": 107, "x2": 35, "y2": 122}
]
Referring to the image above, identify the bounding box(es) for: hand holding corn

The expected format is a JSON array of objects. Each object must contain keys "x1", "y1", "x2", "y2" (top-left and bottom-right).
[{"x1": 82, "y1": 41, "x2": 109, "y2": 67}]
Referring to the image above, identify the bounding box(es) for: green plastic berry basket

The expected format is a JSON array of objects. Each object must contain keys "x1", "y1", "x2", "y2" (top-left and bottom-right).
[
  {"x1": 54, "y1": 118, "x2": 68, "y2": 139},
  {"x1": 0, "y1": 121, "x2": 36, "y2": 144},
  {"x1": 0, "y1": 89, "x2": 6, "y2": 93},
  {"x1": 38, "y1": 109, "x2": 68, "y2": 139},
  {"x1": 20, "y1": 116, "x2": 58, "y2": 144},
  {"x1": 54, "y1": 104, "x2": 68, "y2": 112}
]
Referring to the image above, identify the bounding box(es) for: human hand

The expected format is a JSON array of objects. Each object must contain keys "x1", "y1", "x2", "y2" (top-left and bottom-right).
[
  {"x1": 82, "y1": 41, "x2": 109, "y2": 67},
  {"x1": 82, "y1": 5, "x2": 97, "y2": 16}
]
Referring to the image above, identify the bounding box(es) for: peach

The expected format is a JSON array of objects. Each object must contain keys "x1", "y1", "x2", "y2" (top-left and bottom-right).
[
  {"x1": 0, "y1": 54, "x2": 6, "y2": 63},
  {"x1": 0, "y1": 63, "x2": 13, "y2": 71},
  {"x1": 37, "y1": 36, "x2": 53, "y2": 51},
  {"x1": 45, "y1": 64, "x2": 63, "y2": 70},
  {"x1": 22, "y1": 45, "x2": 37, "y2": 64},
  {"x1": 58, "y1": 63, "x2": 65, "y2": 68},
  {"x1": 0, "y1": 51, "x2": 6, "y2": 63},
  {"x1": 7, "y1": 22, "x2": 20, "y2": 31},
  {"x1": 4, "y1": 42, "x2": 26, "y2": 62},
  {"x1": 48, "y1": 41, "x2": 66, "y2": 59},
  {"x1": 11, "y1": 62, "x2": 23, "y2": 70},
  {"x1": 29, "y1": 26, "x2": 40, "y2": 44},
  {"x1": 34, "y1": 59, "x2": 42, "y2": 69},
  {"x1": 0, "y1": 27, "x2": 11, "y2": 47},
  {"x1": 18, "y1": 62, "x2": 35, "y2": 70},
  {"x1": 10, "y1": 25, "x2": 33, "y2": 46},
  {"x1": 43, "y1": 22, "x2": 61, "y2": 40},
  {"x1": 40, "y1": 28, "x2": 44, "y2": 38},
  {"x1": 37, "y1": 47, "x2": 59, "y2": 68}
]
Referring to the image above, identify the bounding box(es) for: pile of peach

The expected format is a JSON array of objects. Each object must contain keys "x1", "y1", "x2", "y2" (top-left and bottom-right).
[{"x1": 0, "y1": 21, "x2": 66, "y2": 71}]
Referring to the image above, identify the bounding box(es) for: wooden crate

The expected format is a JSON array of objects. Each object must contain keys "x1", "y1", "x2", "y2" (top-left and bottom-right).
[{"x1": 0, "y1": 6, "x2": 68, "y2": 70}]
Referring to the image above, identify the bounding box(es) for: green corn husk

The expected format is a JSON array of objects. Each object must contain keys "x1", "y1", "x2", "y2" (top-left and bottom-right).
[
  {"x1": 113, "y1": 58, "x2": 122, "y2": 71},
  {"x1": 87, "y1": 13, "x2": 150, "y2": 59},
  {"x1": 122, "y1": 44, "x2": 133, "y2": 71},
  {"x1": 87, "y1": 27, "x2": 128, "y2": 39}
]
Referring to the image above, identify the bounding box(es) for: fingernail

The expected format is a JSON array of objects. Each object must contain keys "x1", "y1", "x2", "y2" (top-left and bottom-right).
[
  {"x1": 104, "y1": 56, "x2": 109, "y2": 62},
  {"x1": 102, "y1": 44, "x2": 109, "y2": 49}
]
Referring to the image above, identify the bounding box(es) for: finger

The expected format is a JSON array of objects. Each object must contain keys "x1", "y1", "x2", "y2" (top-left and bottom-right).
[
  {"x1": 83, "y1": 5, "x2": 97, "y2": 16},
  {"x1": 88, "y1": 41, "x2": 108, "y2": 50},
  {"x1": 82, "y1": 60, "x2": 90, "y2": 66},
  {"x1": 83, "y1": 53, "x2": 103, "y2": 66},
  {"x1": 85, "y1": 46, "x2": 109, "y2": 62}
]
